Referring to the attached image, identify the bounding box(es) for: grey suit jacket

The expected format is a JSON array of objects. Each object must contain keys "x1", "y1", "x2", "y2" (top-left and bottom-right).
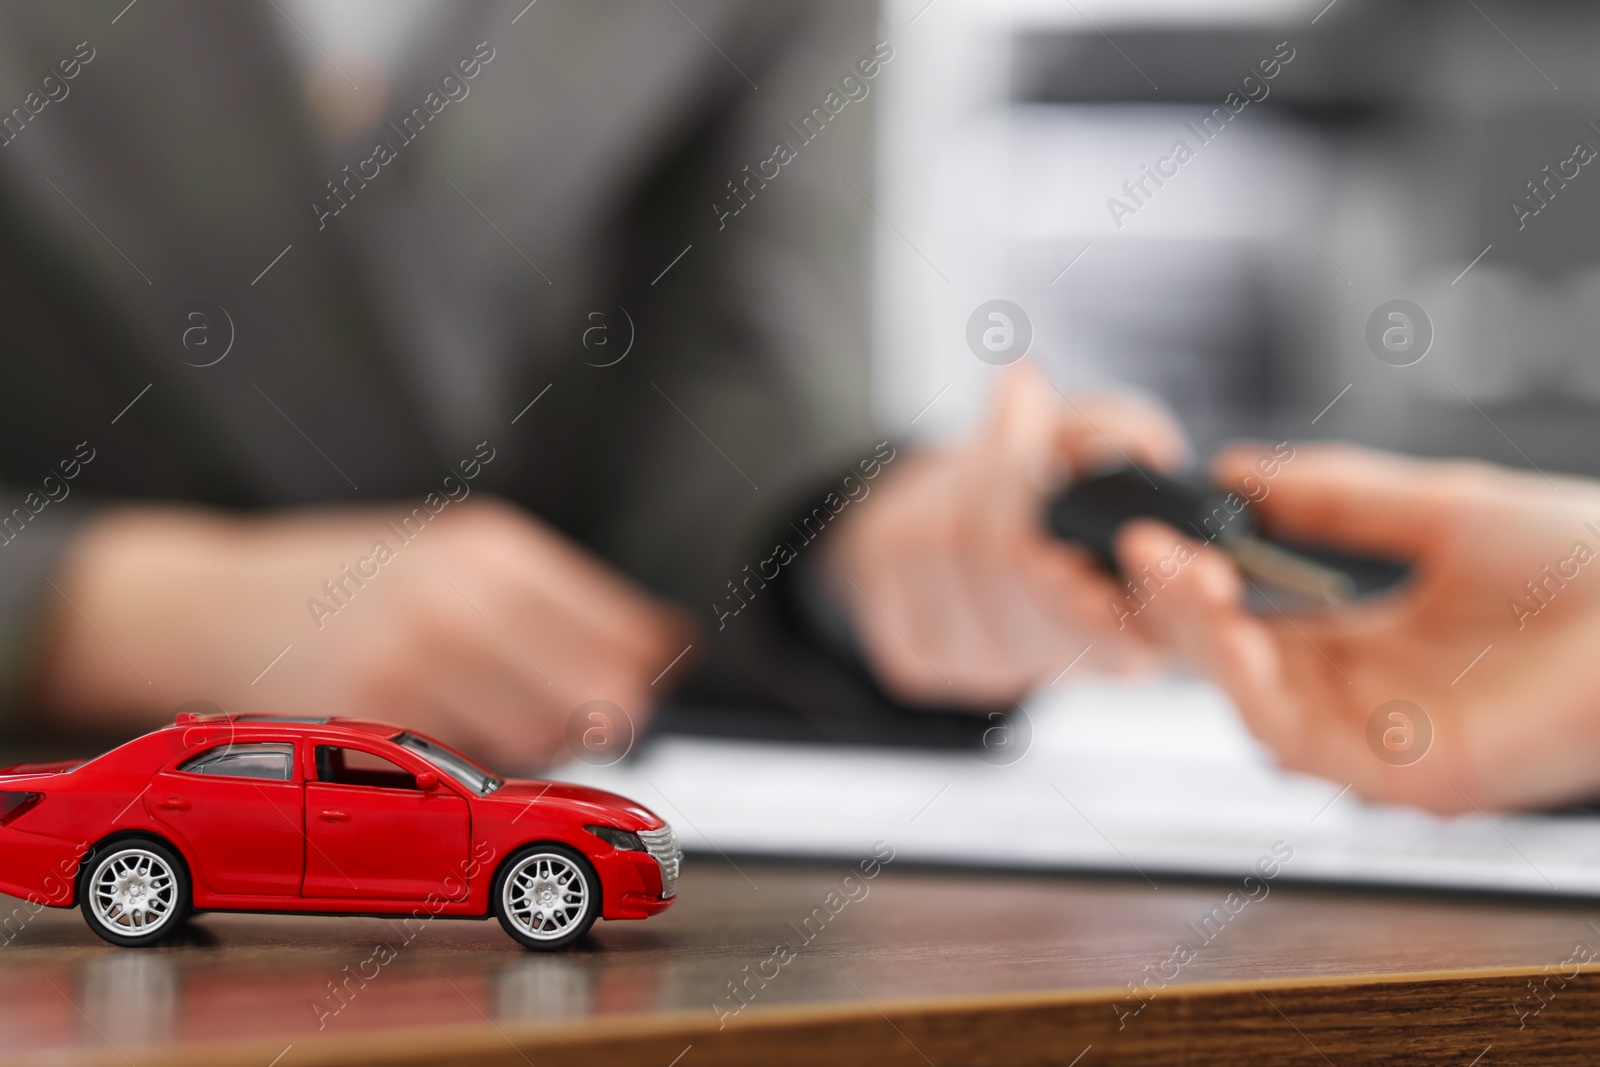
[{"x1": 0, "y1": 0, "x2": 884, "y2": 721}]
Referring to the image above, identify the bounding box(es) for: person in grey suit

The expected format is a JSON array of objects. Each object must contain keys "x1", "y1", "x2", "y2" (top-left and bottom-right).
[
  {"x1": 13, "y1": 0, "x2": 1600, "y2": 821},
  {"x1": 0, "y1": 0, "x2": 1212, "y2": 767}
]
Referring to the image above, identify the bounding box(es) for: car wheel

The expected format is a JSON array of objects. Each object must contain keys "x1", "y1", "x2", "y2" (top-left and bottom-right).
[
  {"x1": 493, "y1": 844, "x2": 600, "y2": 950},
  {"x1": 78, "y1": 837, "x2": 191, "y2": 948}
]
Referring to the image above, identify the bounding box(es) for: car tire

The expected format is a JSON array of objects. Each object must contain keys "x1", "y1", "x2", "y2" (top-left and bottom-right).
[
  {"x1": 77, "y1": 837, "x2": 191, "y2": 948},
  {"x1": 493, "y1": 844, "x2": 601, "y2": 950}
]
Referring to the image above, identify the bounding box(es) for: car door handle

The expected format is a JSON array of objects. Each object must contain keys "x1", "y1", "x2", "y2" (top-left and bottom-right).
[
  {"x1": 319, "y1": 810, "x2": 351, "y2": 822},
  {"x1": 155, "y1": 797, "x2": 191, "y2": 812}
]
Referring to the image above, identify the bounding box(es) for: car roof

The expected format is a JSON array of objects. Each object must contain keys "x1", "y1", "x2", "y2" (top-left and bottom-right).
[{"x1": 167, "y1": 715, "x2": 403, "y2": 739}]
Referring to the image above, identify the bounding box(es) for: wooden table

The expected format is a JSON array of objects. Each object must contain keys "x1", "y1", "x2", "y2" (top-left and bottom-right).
[{"x1": 3, "y1": 858, "x2": 1599, "y2": 1066}]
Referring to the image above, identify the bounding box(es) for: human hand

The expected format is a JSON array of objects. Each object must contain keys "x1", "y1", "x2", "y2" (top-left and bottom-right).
[
  {"x1": 32, "y1": 499, "x2": 693, "y2": 770},
  {"x1": 1120, "y1": 443, "x2": 1600, "y2": 812},
  {"x1": 820, "y1": 363, "x2": 1190, "y2": 707}
]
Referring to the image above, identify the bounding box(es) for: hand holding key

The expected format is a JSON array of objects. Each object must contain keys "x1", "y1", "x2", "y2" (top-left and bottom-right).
[
  {"x1": 821, "y1": 364, "x2": 1191, "y2": 706},
  {"x1": 1113, "y1": 443, "x2": 1600, "y2": 813}
]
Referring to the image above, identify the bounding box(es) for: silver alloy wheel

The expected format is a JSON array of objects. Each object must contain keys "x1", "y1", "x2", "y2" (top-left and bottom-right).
[
  {"x1": 502, "y1": 852, "x2": 589, "y2": 941},
  {"x1": 89, "y1": 848, "x2": 179, "y2": 936}
]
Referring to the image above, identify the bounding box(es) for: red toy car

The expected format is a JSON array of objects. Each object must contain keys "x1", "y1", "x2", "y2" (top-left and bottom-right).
[{"x1": 0, "y1": 713, "x2": 679, "y2": 949}]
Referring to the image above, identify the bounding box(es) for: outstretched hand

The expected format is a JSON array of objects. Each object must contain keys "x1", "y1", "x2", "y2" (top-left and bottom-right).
[{"x1": 1119, "y1": 443, "x2": 1600, "y2": 813}]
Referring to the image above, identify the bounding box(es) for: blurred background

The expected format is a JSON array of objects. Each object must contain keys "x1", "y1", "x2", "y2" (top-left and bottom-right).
[
  {"x1": 2, "y1": 0, "x2": 1595, "y2": 756},
  {"x1": 876, "y1": 0, "x2": 1600, "y2": 474}
]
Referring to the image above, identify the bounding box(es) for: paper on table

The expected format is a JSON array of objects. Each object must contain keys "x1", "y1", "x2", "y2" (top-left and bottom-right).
[{"x1": 554, "y1": 678, "x2": 1600, "y2": 897}]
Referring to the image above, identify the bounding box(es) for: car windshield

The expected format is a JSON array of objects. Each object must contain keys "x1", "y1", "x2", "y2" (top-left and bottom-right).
[{"x1": 392, "y1": 732, "x2": 503, "y2": 796}]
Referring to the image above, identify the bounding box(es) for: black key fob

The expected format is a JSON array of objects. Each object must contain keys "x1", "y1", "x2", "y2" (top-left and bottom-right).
[
  {"x1": 1044, "y1": 467, "x2": 1250, "y2": 569},
  {"x1": 1045, "y1": 466, "x2": 1411, "y2": 599}
]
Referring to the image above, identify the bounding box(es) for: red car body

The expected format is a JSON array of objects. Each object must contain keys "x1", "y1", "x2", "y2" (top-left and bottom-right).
[{"x1": 0, "y1": 714, "x2": 678, "y2": 948}]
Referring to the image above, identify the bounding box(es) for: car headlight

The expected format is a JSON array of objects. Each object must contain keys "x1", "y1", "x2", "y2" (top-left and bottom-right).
[{"x1": 586, "y1": 825, "x2": 646, "y2": 852}]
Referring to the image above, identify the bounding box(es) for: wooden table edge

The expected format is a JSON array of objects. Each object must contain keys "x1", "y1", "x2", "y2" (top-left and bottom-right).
[{"x1": 18, "y1": 961, "x2": 1600, "y2": 1067}]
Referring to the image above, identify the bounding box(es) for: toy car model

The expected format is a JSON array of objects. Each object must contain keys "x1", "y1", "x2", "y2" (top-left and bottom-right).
[{"x1": 0, "y1": 713, "x2": 679, "y2": 949}]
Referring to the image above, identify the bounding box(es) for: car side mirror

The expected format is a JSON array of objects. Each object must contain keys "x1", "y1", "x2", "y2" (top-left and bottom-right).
[{"x1": 415, "y1": 771, "x2": 440, "y2": 791}]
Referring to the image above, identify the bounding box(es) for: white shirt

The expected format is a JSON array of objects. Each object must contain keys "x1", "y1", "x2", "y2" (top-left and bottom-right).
[{"x1": 277, "y1": 0, "x2": 446, "y2": 141}]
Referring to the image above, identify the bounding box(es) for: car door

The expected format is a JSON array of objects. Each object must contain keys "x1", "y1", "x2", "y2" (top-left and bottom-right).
[
  {"x1": 148, "y1": 741, "x2": 305, "y2": 897},
  {"x1": 302, "y1": 742, "x2": 470, "y2": 901}
]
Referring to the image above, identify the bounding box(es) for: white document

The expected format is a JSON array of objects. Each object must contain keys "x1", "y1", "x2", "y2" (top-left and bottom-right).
[{"x1": 555, "y1": 678, "x2": 1600, "y2": 897}]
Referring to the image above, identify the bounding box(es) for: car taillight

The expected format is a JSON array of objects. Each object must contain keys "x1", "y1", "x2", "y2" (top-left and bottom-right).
[{"x1": 0, "y1": 792, "x2": 42, "y2": 825}]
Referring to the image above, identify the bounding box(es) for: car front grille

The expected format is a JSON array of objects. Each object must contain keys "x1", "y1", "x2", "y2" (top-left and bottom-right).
[{"x1": 637, "y1": 825, "x2": 680, "y2": 899}]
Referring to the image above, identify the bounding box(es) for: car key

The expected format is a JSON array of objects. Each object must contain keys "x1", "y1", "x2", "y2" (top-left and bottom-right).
[{"x1": 1043, "y1": 466, "x2": 1410, "y2": 604}]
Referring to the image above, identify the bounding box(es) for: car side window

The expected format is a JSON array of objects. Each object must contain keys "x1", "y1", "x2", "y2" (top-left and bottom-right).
[
  {"x1": 315, "y1": 745, "x2": 420, "y2": 791},
  {"x1": 178, "y1": 743, "x2": 295, "y2": 781}
]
